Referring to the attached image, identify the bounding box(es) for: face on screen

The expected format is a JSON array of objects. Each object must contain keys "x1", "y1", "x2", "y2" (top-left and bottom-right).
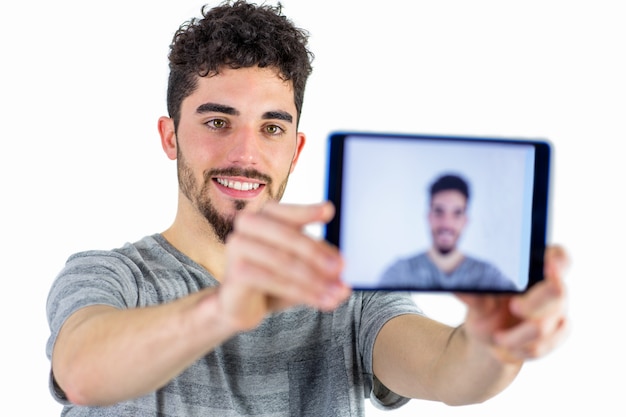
[{"x1": 428, "y1": 190, "x2": 468, "y2": 255}]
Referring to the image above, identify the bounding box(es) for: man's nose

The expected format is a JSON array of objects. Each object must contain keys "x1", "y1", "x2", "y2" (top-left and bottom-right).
[
  {"x1": 227, "y1": 127, "x2": 260, "y2": 165},
  {"x1": 439, "y1": 213, "x2": 455, "y2": 227}
]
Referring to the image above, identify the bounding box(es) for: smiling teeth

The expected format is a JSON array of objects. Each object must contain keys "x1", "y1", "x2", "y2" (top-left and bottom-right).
[{"x1": 216, "y1": 178, "x2": 260, "y2": 191}]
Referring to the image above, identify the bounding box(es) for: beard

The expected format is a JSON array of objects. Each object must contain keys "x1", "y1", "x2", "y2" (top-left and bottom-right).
[
  {"x1": 432, "y1": 228, "x2": 458, "y2": 255},
  {"x1": 435, "y1": 246, "x2": 454, "y2": 256},
  {"x1": 177, "y1": 150, "x2": 290, "y2": 243}
]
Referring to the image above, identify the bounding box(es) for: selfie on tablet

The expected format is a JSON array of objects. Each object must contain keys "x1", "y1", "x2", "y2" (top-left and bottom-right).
[{"x1": 325, "y1": 131, "x2": 551, "y2": 293}]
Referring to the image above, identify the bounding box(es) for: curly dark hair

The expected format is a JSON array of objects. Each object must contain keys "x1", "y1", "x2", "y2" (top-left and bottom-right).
[
  {"x1": 429, "y1": 174, "x2": 470, "y2": 202},
  {"x1": 166, "y1": 0, "x2": 314, "y2": 130}
]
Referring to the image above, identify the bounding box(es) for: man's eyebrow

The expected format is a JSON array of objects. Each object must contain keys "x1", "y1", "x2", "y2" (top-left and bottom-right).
[
  {"x1": 263, "y1": 110, "x2": 293, "y2": 123},
  {"x1": 195, "y1": 104, "x2": 293, "y2": 123},
  {"x1": 196, "y1": 102, "x2": 239, "y2": 115}
]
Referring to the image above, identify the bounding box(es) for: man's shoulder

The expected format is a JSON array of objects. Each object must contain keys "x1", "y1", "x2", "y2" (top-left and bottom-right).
[
  {"x1": 387, "y1": 251, "x2": 429, "y2": 265},
  {"x1": 56, "y1": 234, "x2": 186, "y2": 286},
  {"x1": 408, "y1": 251, "x2": 430, "y2": 262},
  {"x1": 65, "y1": 234, "x2": 164, "y2": 263}
]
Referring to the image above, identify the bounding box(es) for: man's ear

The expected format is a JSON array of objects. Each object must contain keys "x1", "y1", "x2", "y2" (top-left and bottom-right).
[
  {"x1": 289, "y1": 132, "x2": 306, "y2": 173},
  {"x1": 158, "y1": 116, "x2": 177, "y2": 160}
]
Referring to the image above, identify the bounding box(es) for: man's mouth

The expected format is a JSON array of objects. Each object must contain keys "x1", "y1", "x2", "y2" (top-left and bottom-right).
[
  {"x1": 215, "y1": 178, "x2": 261, "y2": 191},
  {"x1": 436, "y1": 229, "x2": 455, "y2": 237}
]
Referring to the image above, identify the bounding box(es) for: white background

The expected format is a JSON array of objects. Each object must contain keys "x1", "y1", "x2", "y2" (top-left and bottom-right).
[{"x1": 1, "y1": 0, "x2": 624, "y2": 415}]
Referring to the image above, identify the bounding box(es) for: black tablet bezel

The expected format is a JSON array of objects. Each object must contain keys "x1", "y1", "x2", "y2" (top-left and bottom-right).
[{"x1": 324, "y1": 131, "x2": 551, "y2": 293}]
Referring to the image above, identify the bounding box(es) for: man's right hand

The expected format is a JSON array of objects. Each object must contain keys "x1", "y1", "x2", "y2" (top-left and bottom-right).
[{"x1": 218, "y1": 201, "x2": 352, "y2": 331}]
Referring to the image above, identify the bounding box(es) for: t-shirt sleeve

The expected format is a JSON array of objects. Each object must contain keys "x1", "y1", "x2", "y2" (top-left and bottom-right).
[
  {"x1": 45, "y1": 250, "x2": 141, "y2": 403},
  {"x1": 358, "y1": 291, "x2": 423, "y2": 410}
]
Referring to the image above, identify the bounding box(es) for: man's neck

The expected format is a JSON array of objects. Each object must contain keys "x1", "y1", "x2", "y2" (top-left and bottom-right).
[
  {"x1": 427, "y1": 247, "x2": 464, "y2": 274},
  {"x1": 161, "y1": 206, "x2": 227, "y2": 281}
]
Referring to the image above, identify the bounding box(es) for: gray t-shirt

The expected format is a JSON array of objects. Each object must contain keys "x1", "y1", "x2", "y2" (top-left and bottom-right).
[
  {"x1": 46, "y1": 234, "x2": 422, "y2": 416},
  {"x1": 379, "y1": 252, "x2": 518, "y2": 291}
]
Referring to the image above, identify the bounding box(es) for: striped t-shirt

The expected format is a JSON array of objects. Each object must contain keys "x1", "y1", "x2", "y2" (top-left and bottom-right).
[{"x1": 46, "y1": 234, "x2": 422, "y2": 416}]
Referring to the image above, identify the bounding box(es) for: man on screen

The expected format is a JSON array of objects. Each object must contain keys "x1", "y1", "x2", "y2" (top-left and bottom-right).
[{"x1": 380, "y1": 173, "x2": 518, "y2": 291}]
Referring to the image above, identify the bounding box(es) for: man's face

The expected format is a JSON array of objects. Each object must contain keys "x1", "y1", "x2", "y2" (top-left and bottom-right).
[
  {"x1": 427, "y1": 190, "x2": 468, "y2": 254},
  {"x1": 168, "y1": 66, "x2": 305, "y2": 242}
]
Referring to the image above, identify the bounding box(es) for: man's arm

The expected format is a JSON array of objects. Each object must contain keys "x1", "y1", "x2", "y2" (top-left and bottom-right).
[
  {"x1": 372, "y1": 246, "x2": 569, "y2": 405},
  {"x1": 52, "y1": 287, "x2": 234, "y2": 406}
]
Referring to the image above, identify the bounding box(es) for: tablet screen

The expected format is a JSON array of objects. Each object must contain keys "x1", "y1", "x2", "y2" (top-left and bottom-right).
[{"x1": 325, "y1": 132, "x2": 551, "y2": 293}]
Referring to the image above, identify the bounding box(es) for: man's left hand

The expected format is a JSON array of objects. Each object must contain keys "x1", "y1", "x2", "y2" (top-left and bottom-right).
[{"x1": 456, "y1": 245, "x2": 570, "y2": 362}]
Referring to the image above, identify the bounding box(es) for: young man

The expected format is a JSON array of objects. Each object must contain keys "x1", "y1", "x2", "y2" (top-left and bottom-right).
[
  {"x1": 46, "y1": 1, "x2": 569, "y2": 416},
  {"x1": 380, "y1": 173, "x2": 518, "y2": 291}
]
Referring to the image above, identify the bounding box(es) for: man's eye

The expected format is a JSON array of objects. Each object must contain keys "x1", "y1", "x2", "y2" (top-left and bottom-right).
[
  {"x1": 265, "y1": 125, "x2": 284, "y2": 135},
  {"x1": 207, "y1": 119, "x2": 227, "y2": 129}
]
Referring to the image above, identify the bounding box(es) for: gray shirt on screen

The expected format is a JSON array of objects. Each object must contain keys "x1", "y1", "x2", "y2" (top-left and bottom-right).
[
  {"x1": 46, "y1": 234, "x2": 422, "y2": 416},
  {"x1": 379, "y1": 252, "x2": 518, "y2": 291}
]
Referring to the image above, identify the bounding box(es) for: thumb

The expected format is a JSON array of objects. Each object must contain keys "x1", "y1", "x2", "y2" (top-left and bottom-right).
[{"x1": 543, "y1": 245, "x2": 570, "y2": 284}]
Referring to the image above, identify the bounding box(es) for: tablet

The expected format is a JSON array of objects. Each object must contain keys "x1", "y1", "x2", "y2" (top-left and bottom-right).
[{"x1": 324, "y1": 131, "x2": 551, "y2": 293}]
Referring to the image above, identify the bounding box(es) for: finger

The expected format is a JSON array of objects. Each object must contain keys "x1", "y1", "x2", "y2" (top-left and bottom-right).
[
  {"x1": 543, "y1": 244, "x2": 570, "y2": 284},
  {"x1": 259, "y1": 201, "x2": 335, "y2": 229},
  {"x1": 233, "y1": 210, "x2": 342, "y2": 279},
  {"x1": 455, "y1": 294, "x2": 521, "y2": 343},
  {"x1": 226, "y1": 232, "x2": 346, "y2": 305},
  {"x1": 226, "y1": 252, "x2": 350, "y2": 312},
  {"x1": 227, "y1": 255, "x2": 316, "y2": 308},
  {"x1": 493, "y1": 315, "x2": 569, "y2": 359},
  {"x1": 508, "y1": 245, "x2": 569, "y2": 319},
  {"x1": 510, "y1": 281, "x2": 564, "y2": 319}
]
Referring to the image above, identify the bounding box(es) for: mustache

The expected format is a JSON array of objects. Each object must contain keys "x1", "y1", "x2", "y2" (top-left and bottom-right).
[
  {"x1": 204, "y1": 167, "x2": 272, "y2": 185},
  {"x1": 434, "y1": 228, "x2": 457, "y2": 235}
]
